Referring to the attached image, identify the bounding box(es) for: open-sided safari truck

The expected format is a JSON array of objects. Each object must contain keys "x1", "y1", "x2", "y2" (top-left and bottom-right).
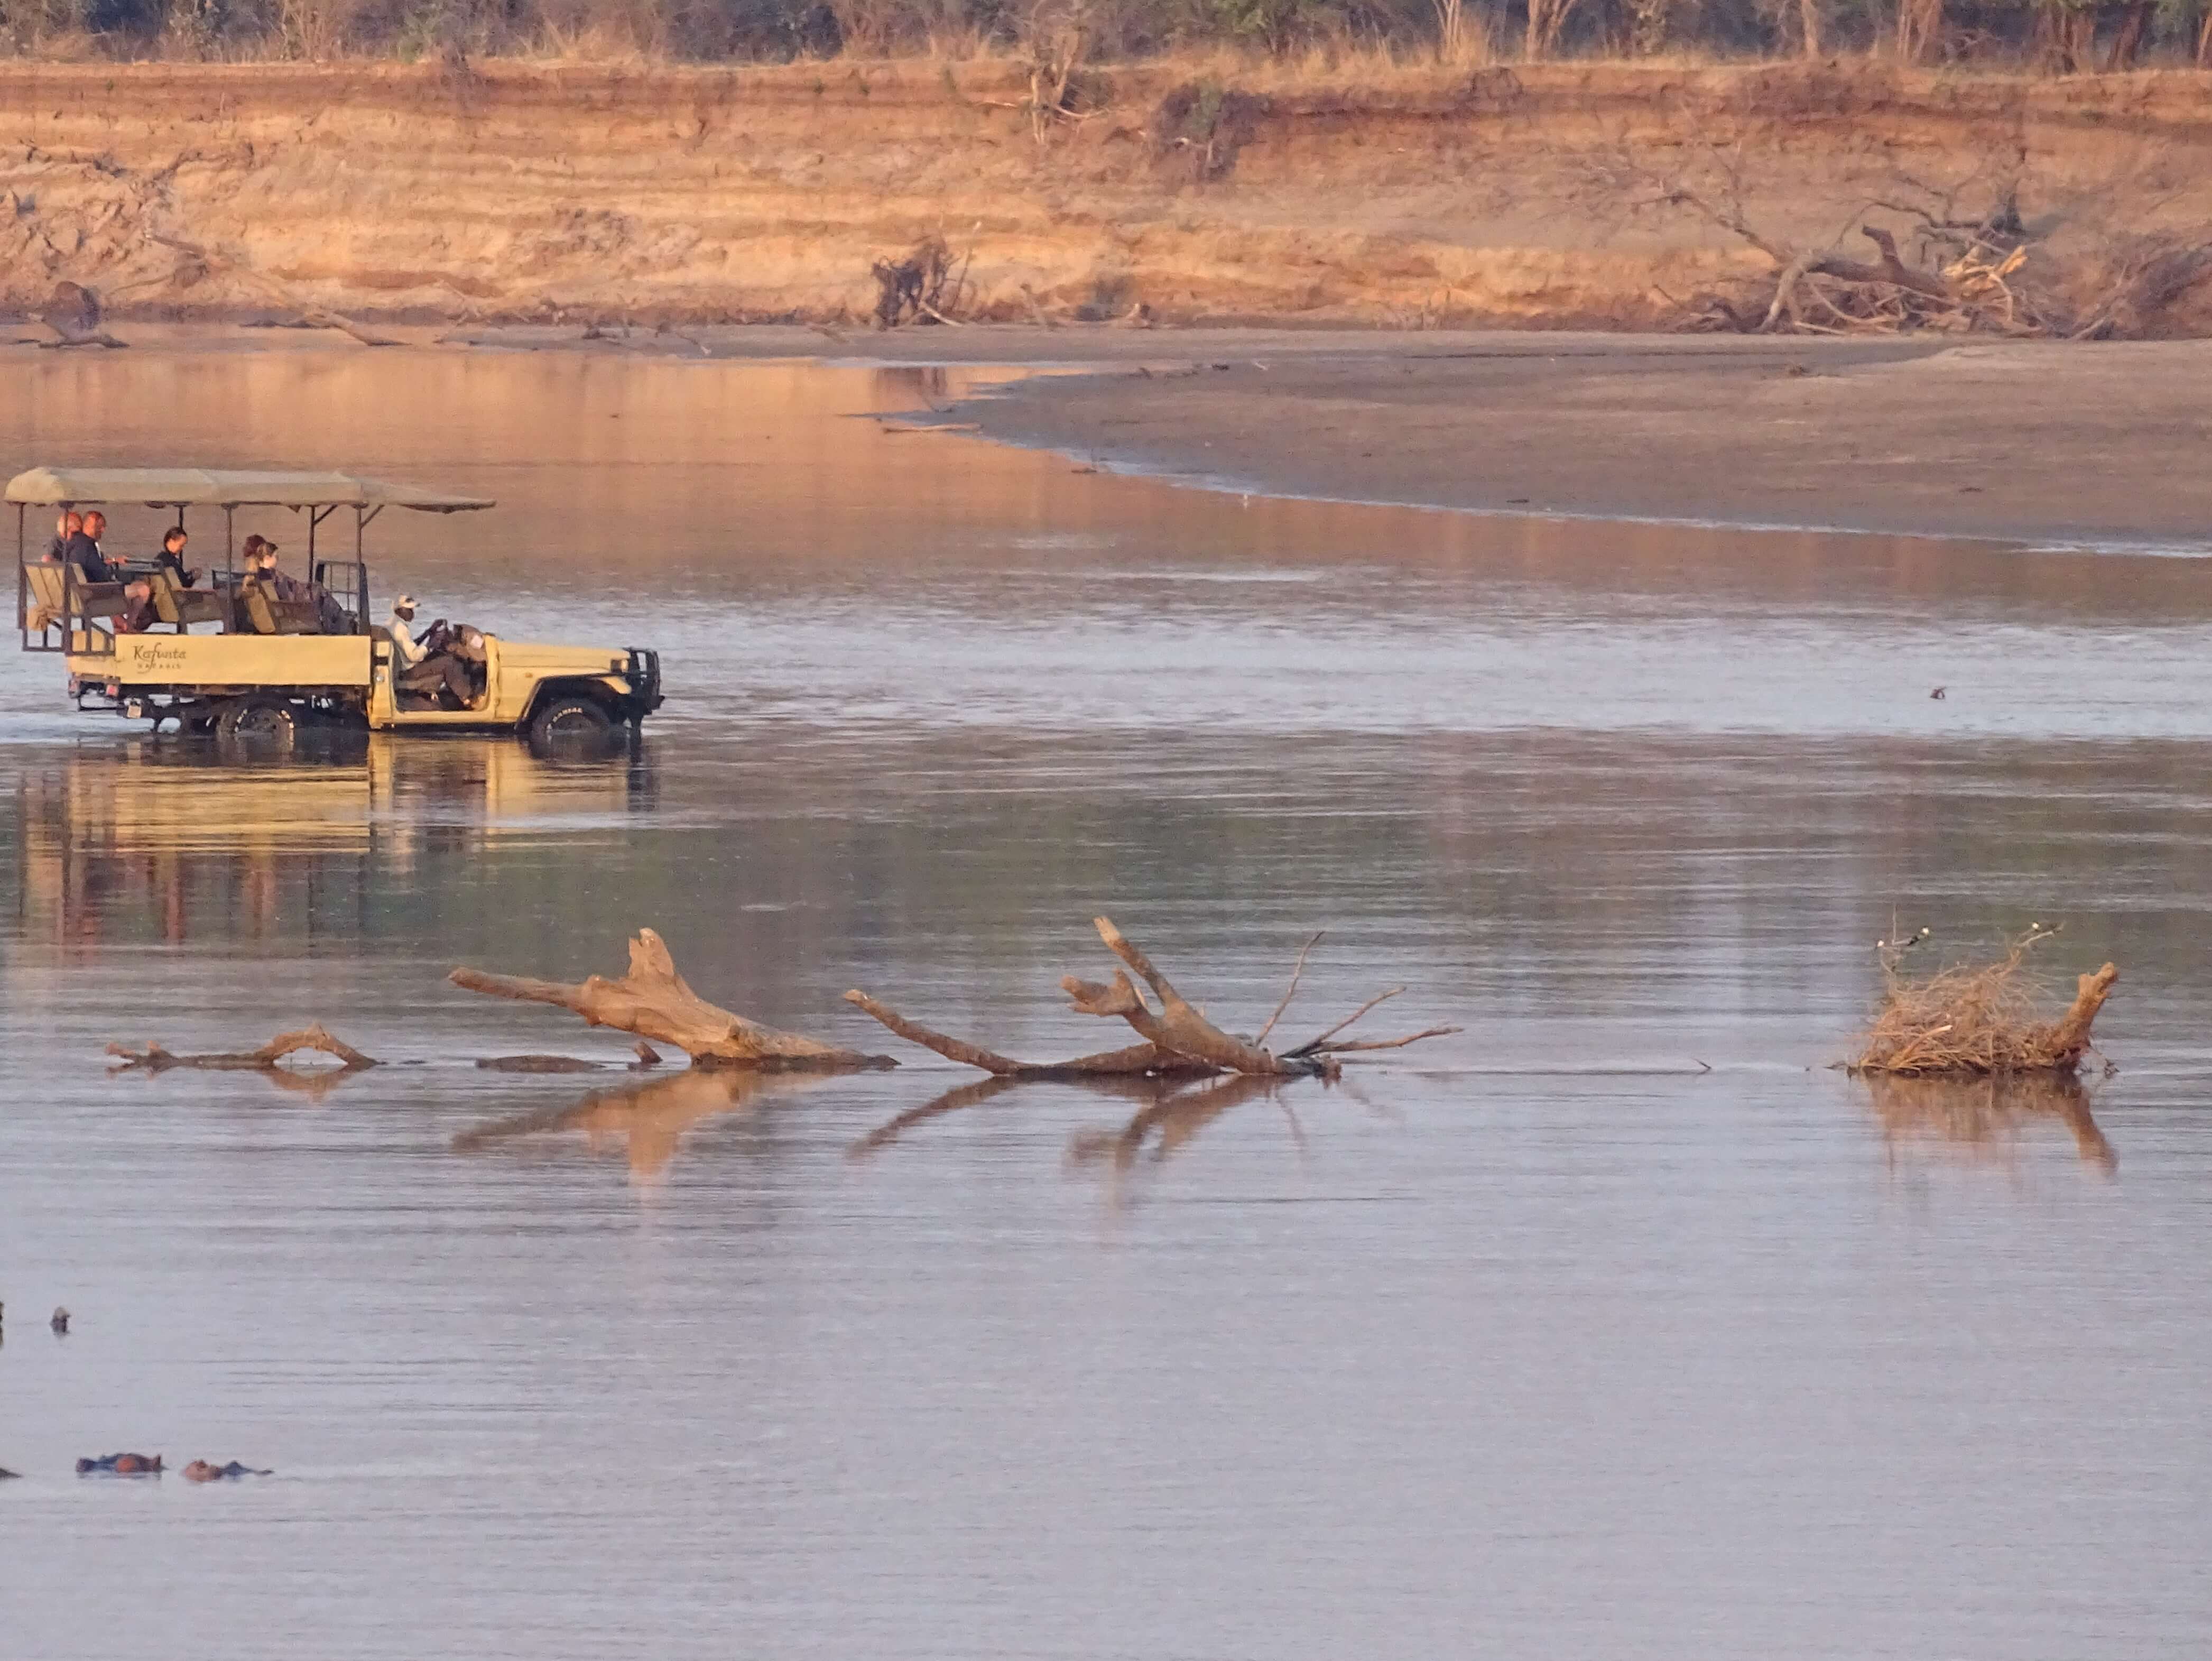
[{"x1": 12, "y1": 467, "x2": 662, "y2": 748}]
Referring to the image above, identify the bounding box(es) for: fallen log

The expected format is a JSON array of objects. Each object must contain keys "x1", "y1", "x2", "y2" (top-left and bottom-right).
[
  {"x1": 108, "y1": 1023, "x2": 378, "y2": 1074},
  {"x1": 450, "y1": 929, "x2": 895, "y2": 1071}
]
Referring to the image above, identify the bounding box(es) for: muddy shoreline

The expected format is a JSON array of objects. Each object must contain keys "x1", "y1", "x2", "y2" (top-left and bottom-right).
[
  {"x1": 908, "y1": 330, "x2": 2212, "y2": 548},
  {"x1": 9, "y1": 324, "x2": 2209, "y2": 546}
]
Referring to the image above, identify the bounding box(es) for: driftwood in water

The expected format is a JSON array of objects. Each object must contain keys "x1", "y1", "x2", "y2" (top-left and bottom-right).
[
  {"x1": 475, "y1": 1042, "x2": 663, "y2": 1075},
  {"x1": 852, "y1": 919, "x2": 1457, "y2": 1081},
  {"x1": 108, "y1": 1023, "x2": 378, "y2": 1074},
  {"x1": 843, "y1": 991, "x2": 1213, "y2": 1079},
  {"x1": 1063, "y1": 916, "x2": 1460, "y2": 1075},
  {"x1": 451, "y1": 930, "x2": 895, "y2": 1071},
  {"x1": 1851, "y1": 927, "x2": 2117, "y2": 1076}
]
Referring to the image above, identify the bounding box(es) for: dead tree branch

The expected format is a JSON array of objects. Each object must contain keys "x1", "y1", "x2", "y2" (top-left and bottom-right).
[
  {"x1": 1253, "y1": 929, "x2": 1323, "y2": 1049},
  {"x1": 451, "y1": 929, "x2": 896, "y2": 1071},
  {"x1": 842, "y1": 990, "x2": 1210, "y2": 1078},
  {"x1": 149, "y1": 232, "x2": 395, "y2": 345},
  {"x1": 853, "y1": 921, "x2": 1456, "y2": 1081}
]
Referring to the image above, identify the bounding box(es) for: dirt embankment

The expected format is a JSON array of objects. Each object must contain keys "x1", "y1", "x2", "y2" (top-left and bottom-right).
[{"x1": 4, "y1": 59, "x2": 2212, "y2": 329}]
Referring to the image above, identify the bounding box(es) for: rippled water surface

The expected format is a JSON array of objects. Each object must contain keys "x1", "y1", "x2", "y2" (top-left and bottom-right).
[{"x1": 2, "y1": 345, "x2": 2209, "y2": 1659}]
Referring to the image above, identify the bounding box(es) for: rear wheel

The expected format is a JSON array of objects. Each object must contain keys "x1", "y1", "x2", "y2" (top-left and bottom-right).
[
  {"x1": 216, "y1": 696, "x2": 301, "y2": 755},
  {"x1": 527, "y1": 694, "x2": 617, "y2": 756}
]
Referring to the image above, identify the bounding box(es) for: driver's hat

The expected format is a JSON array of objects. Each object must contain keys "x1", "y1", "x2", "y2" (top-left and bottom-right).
[{"x1": 393, "y1": 594, "x2": 418, "y2": 610}]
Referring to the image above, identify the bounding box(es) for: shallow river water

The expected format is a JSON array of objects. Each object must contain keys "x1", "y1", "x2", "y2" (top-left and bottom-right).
[{"x1": 1, "y1": 343, "x2": 2209, "y2": 1659}]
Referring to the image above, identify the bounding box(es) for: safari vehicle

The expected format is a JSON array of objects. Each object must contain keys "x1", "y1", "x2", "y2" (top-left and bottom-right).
[{"x1": 12, "y1": 467, "x2": 662, "y2": 748}]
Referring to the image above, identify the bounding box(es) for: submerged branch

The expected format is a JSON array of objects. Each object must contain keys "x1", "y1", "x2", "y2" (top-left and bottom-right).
[{"x1": 108, "y1": 1023, "x2": 378, "y2": 1074}]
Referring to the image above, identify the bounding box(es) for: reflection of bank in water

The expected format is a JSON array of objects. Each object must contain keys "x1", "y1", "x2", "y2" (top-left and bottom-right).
[
  {"x1": 13, "y1": 735, "x2": 654, "y2": 951},
  {"x1": 1861, "y1": 1071, "x2": 2117, "y2": 1176},
  {"x1": 452, "y1": 1067, "x2": 840, "y2": 1186}
]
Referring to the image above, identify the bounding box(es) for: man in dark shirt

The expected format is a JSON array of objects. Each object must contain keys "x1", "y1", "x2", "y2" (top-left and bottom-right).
[{"x1": 64, "y1": 510, "x2": 115, "y2": 582}]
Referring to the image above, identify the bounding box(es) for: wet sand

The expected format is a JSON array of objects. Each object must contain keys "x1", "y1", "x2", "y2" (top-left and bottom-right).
[
  {"x1": 16, "y1": 324, "x2": 2207, "y2": 545},
  {"x1": 445, "y1": 324, "x2": 2212, "y2": 548},
  {"x1": 893, "y1": 330, "x2": 2212, "y2": 548}
]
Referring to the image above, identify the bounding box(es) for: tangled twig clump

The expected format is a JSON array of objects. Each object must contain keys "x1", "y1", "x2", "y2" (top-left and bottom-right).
[
  {"x1": 869, "y1": 235, "x2": 970, "y2": 328},
  {"x1": 1850, "y1": 925, "x2": 2117, "y2": 1076}
]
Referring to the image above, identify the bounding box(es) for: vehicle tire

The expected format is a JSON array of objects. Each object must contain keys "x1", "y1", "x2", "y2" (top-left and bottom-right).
[
  {"x1": 527, "y1": 693, "x2": 617, "y2": 753},
  {"x1": 216, "y1": 696, "x2": 302, "y2": 755}
]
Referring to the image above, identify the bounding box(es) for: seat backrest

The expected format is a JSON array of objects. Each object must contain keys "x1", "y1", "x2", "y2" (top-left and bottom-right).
[
  {"x1": 240, "y1": 579, "x2": 280, "y2": 635},
  {"x1": 148, "y1": 566, "x2": 183, "y2": 626},
  {"x1": 149, "y1": 567, "x2": 228, "y2": 630},
  {"x1": 23, "y1": 563, "x2": 66, "y2": 628},
  {"x1": 240, "y1": 579, "x2": 321, "y2": 635}
]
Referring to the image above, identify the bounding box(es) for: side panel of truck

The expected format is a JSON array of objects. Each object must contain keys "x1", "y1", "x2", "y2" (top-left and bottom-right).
[{"x1": 76, "y1": 634, "x2": 374, "y2": 689}]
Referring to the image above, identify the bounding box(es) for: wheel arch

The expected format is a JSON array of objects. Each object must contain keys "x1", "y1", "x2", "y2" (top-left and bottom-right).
[{"x1": 518, "y1": 675, "x2": 629, "y2": 730}]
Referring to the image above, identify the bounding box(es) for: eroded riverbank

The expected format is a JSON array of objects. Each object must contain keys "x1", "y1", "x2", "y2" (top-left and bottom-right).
[{"x1": 7, "y1": 60, "x2": 2212, "y2": 334}]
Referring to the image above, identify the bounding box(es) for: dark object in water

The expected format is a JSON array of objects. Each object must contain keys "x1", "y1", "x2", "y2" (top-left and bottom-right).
[
  {"x1": 0, "y1": 1466, "x2": 19, "y2": 1480},
  {"x1": 78, "y1": 1452, "x2": 163, "y2": 1475},
  {"x1": 183, "y1": 1460, "x2": 272, "y2": 1482},
  {"x1": 51, "y1": 1306, "x2": 68, "y2": 1334},
  {"x1": 475, "y1": 1055, "x2": 608, "y2": 1073}
]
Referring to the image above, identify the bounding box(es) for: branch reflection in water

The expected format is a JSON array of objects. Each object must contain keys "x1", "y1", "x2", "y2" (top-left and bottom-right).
[
  {"x1": 1859, "y1": 1070, "x2": 2118, "y2": 1176},
  {"x1": 850, "y1": 1070, "x2": 1309, "y2": 1210},
  {"x1": 452, "y1": 1067, "x2": 840, "y2": 1186}
]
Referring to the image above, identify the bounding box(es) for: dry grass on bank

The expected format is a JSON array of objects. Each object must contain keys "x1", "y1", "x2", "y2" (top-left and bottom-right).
[{"x1": 1850, "y1": 925, "x2": 2119, "y2": 1076}]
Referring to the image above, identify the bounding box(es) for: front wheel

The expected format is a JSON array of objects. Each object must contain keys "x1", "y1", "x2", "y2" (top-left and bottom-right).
[{"x1": 527, "y1": 694, "x2": 617, "y2": 755}]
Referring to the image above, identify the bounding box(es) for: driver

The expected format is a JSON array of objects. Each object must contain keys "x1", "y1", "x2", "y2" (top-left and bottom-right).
[{"x1": 384, "y1": 593, "x2": 476, "y2": 709}]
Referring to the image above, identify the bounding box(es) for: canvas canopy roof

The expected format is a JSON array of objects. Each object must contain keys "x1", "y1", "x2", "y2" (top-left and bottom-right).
[{"x1": 5, "y1": 468, "x2": 493, "y2": 512}]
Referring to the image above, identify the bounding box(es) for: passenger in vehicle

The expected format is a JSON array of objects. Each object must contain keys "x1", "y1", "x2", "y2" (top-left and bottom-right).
[
  {"x1": 45, "y1": 511, "x2": 82, "y2": 562},
  {"x1": 123, "y1": 527, "x2": 201, "y2": 631},
  {"x1": 65, "y1": 511, "x2": 114, "y2": 581},
  {"x1": 60, "y1": 510, "x2": 158, "y2": 631},
  {"x1": 384, "y1": 593, "x2": 476, "y2": 709},
  {"x1": 153, "y1": 527, "x2": 199, "y2": 586},
  {"x1": 243, "y1": 536, "x2": 348, "y2": 633}
]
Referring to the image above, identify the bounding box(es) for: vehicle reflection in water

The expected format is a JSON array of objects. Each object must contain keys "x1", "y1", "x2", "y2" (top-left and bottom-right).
[
  {"x1": 452, "y1": 1066, "x2": 841, "y2": 1185},
  {"x1": 1860, "y1": 1070, "x2": 2118, "y2": 1175},
  {"x1": 13, "y1": 735, "x2": 656, "y2": 954}
]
